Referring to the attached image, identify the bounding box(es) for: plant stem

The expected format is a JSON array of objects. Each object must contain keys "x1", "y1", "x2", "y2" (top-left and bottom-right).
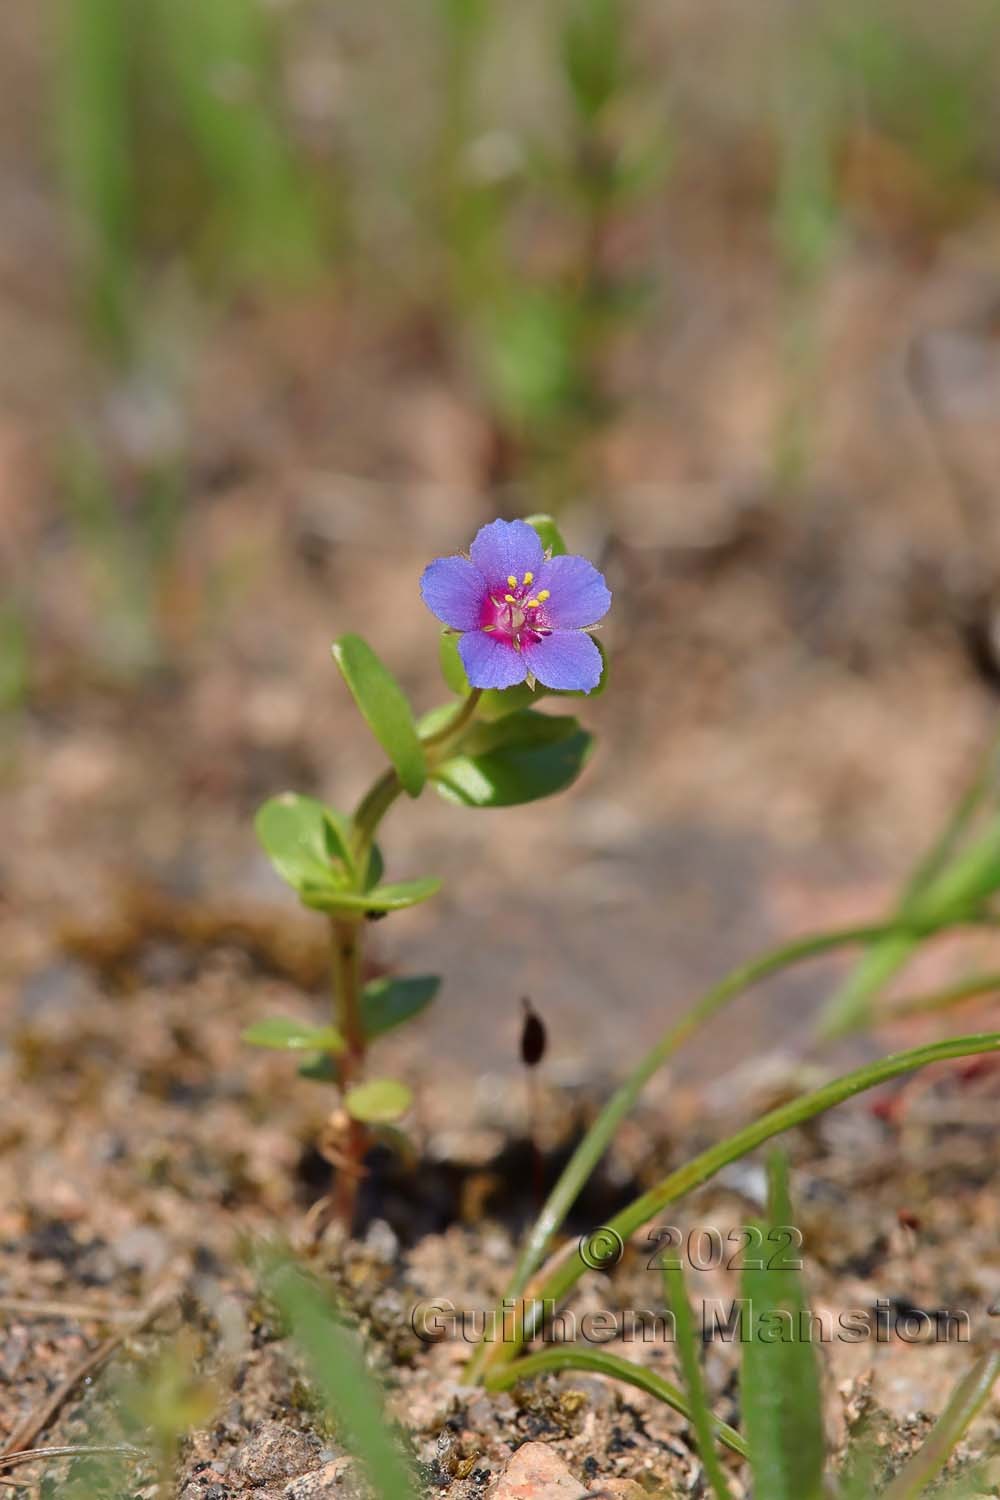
[
  {"x1": 350, "y1": 688, "x2": 483, "y2": 864},
  {"x1": 331, "y1": 916, "x2": 366, "y2": 1229},
  {"x1": 481, "y1": 1030, "x2": 1000, "y2": 1369},
  {"x1": 464, "y1": 913, "x2": 989, "y2": 1382},
  {"x1": 423, "y1": 686, "x2": 483, "y2": 749},
  {"x1": 351, "y1": 768, "x2": 403, "y2": 864},
  {"x1": 331, "y1": 687, "x2": 484, "y2": 1231}
]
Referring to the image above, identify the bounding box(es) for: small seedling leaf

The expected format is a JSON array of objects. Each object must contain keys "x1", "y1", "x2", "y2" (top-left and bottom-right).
[
  {"x1": 298, "y1": 1054, "x2": 338, "y2": 1083},
  {"x1": 255, "y1": 793, "x2": 353, "y2": 894},
  {"x1": 345, "y1": 1078, "x2": 413, "y2": 1123},
  {"x1": 243, "y1": 1018, "x2": 346, "y2": 1053},
  {"x1": 361, "y1": 975, "x2": 440, "y2": 1040}
]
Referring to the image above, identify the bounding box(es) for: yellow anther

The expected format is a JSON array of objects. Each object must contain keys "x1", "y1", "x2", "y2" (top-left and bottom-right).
[
  {"x1": 525, "y1": 598, "x2": 540, "y2": 609},
  {"x1": 537, "y1": 589, "x2": 551, "y2": 602},
  {"x1": 504, "y1": 593, "x2": 516, "y2": 604},
  {"x1": 523, "y1": 571, "x2": 534, "y2": 586},
  {"x1": 507, "y1": 575, "x2": 518, "y2": 589}
]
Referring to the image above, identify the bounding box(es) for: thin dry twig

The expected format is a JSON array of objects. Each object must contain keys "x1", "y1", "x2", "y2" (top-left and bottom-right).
[
  {"x1": 0, "y1": 1445, "x2": 141, "y2": 1473},
  {"x1": 0, "y1": 1298, "x2": 136, "y2": 1324},
  {"x1": 0, "y1": 1283, "x2": 178, "y2": 1460}
]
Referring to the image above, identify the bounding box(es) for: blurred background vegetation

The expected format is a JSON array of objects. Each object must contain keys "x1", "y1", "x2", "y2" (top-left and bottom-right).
[
  {"x1": 2, "y1": 0, "x2": 998, "y2": 693},
  {"x1": 5, "y1": 0, "x2": 1000, "y2": 970}
]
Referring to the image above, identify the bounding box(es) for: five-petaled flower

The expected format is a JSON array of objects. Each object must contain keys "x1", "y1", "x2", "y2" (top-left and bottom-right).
[{"x1": 420, "y1": 519, "x2": 611, "y2": 693}]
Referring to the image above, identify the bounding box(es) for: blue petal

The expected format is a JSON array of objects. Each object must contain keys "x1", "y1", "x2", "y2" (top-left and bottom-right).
[
  {"x1": 458, "y1": 630, "x2": 529, "y2": 689},
  {"x1": 535, "y1": 554, "x2": 611, "y2": 629},
  {"x1": 420, "y1": 555, "x2": 487, "y2": 631},
  {"x1": 469, "y1": 519, "x2": 544, "y2": 588},
  {"x1": 522, "y1": 630, "x2": 603, "y2": 693}
]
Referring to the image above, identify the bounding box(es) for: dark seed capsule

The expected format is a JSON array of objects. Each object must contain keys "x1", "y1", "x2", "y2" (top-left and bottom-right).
[{"x1": 520, "y1": 998, "x2": 547, "y2": 1067}]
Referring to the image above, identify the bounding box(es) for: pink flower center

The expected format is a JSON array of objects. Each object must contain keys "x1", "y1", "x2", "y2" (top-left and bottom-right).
[{"x1": 481, "y1": 571, "x2": 553, "y2": 652}]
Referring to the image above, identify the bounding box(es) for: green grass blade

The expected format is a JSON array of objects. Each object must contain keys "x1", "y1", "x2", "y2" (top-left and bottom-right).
[
  {"x1": 880, "y1": 1351, "x2": 1000, "y2": 1500},
  {"x1": 464, "y1": 916, "x2": 952, "y2": 1381},
  {"x1": 885, "y1": 971, "x2": 1000, "y2": 1023},
  {"x1": 818, "y1": 732, "x2": 1000, "y2": 1040},
  {"x1": 901, "y1": 728, "x2": 1000, "y2": 903},
  {"x1": 815, "y1": 929, "x2": 919, "y2": 1041},
  {"x1": 483, "y1": 1348, "x2": 748, "y2": 1459},
  {"x1": 264, "y1": 1257, "x2": 417, "y2": 1500},
  {"x1": 58, "y1": 0, "x2": 136, "y2": 354},
  {"x1": 154, "y1": 0, "x2": 320, "y2": 283},
  {"x1": 740, "y1": 1154, "x2": 825, "y2": 1500},
  {"x1": 662, "y1": 1258, "x2": 736, "y2": 1497},
  {"x1": 478, "y1": 1029, "x2": 1000, "y2": 1375}
]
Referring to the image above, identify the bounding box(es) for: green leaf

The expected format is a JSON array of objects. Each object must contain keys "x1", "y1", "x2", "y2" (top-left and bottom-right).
[
  {"x1": 255, "y1": 793, "x2": 353, "y2": 894},
  {"x1": 480, "y1": 683, "x2": 545, "y2": 719},
  {"x1": 740, "y1": 1153, "x2": 825, "y2": 1500},
  {"x1": 300, "y1": 877, "x2": 441, "y2": 915},
  {"x1": 479, "y1": 292, "x2": 582, "y2": 425},
  {"x1": 362, "y1": 975, "x2": 440, "y2": 1040},
  {"x1": 525, "y1": 513, "x2": 568, "y2": 556},
  {"x1": 561, "y1": 0, "x2": 626, "y2": 122},
  {"x1": 298, "y1": 1054, "x2": 338, "y2": 1083},
  {"x1": 438, "y1": 631, "x2": 468, "y2": 695},
  {"x1": 467, "y1": 956, "x2": 1000, "y2": 1383},
  {"x1": 243, "y1": 1018, "x2": 346, "y2": 1053},
  {"x1": 818, "y1": 781, "x2": 1000, "y2": 1037},
  {"x1": 433, "y1": 711, "x2": 593, "y2": 808},
  {"x1": 364, "y1": 842, "x2": 385, "y2": 892},
  {"x1": 332, "y1": 634, "x2": 427, "y2": 798},
  {"x1": 345, "y1": 1078, "x2": 413, "y2": 1124},
  {"x1": 817, "y1": 930, "x2": 917, "y2": 1039}
]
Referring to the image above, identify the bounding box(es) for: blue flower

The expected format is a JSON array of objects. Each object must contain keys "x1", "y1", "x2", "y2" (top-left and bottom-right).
[{"x1": 420, "y1": 519, "x2": 610, "y2": 693}]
